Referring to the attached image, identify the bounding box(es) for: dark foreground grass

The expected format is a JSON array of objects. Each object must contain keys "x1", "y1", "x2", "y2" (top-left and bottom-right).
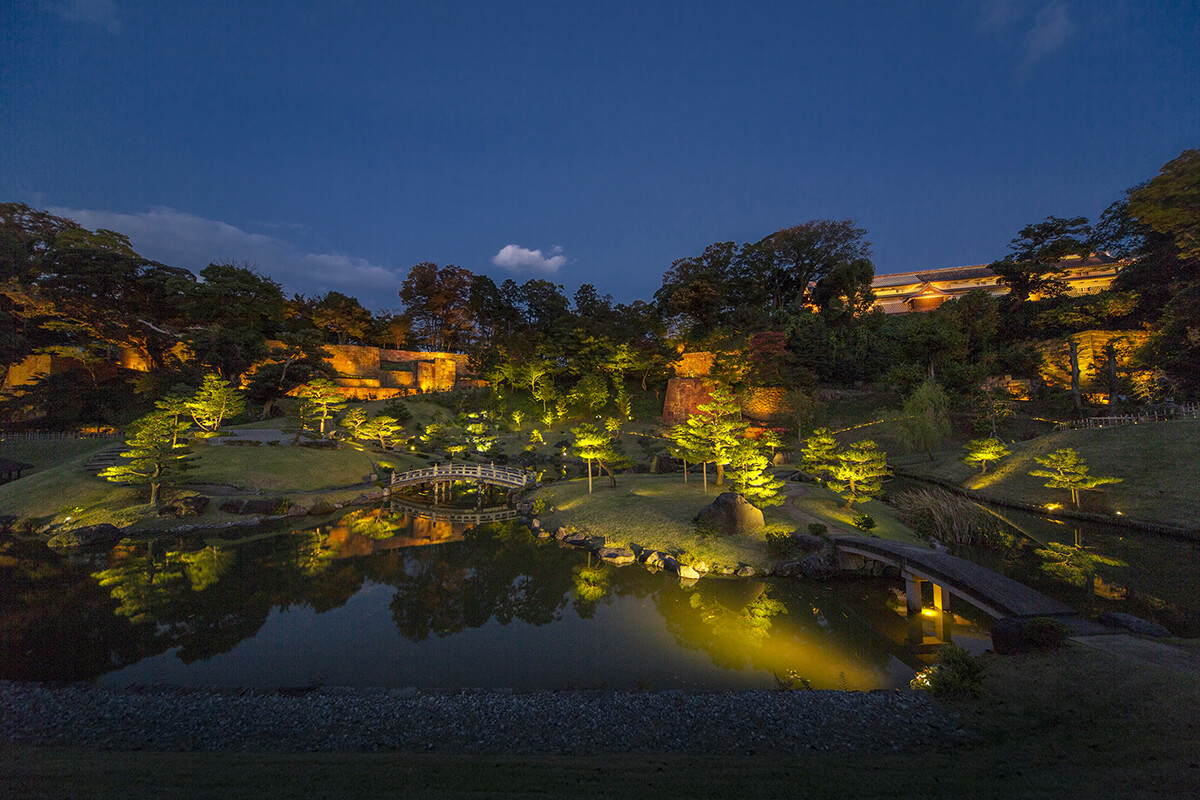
[{"x1": 4, "y1": 644, "x2": 1197, "y2": 799}]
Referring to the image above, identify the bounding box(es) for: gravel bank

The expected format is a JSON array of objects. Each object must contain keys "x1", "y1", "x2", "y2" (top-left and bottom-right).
[{"x1": 0, "y1": 682, "x2": 966, "y2": 754}]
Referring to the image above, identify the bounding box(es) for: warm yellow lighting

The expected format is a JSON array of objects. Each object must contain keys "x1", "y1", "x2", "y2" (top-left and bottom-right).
[
  {"x1": 1115, "y1": 511, "x2": 1123, "y2": 516},
  {"x1": 921, "y1": 608, "x2": 937, "y2": 617},
  {"x1": 1044, "y1": 503, "x2": 1062, "y2": 511}
]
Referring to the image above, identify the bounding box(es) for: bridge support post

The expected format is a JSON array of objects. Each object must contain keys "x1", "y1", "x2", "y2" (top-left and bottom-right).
[{"x1": 905, "y1": 575, "x2": 923, "y2": 616}]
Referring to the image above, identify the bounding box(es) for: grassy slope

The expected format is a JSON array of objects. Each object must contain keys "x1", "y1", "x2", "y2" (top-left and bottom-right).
[
  {"x1": 5, "y1": 643, "x2": 1197, "y2": 799},
  {"x1": 0, "y1": 439, "x2": 112, "y2": 475},
  {"x1": 898, "y1": 419, "x2": 1200, "y2": 529}
]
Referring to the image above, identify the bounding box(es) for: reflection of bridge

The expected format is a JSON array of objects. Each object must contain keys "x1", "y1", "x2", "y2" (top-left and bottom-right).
[
  {"x1": 388, "y1": 497, "x2": 521, "y2": 524},
  {"x1": 833, "y1": 534, "x2": 1104, "y2": 651},
  {"x1": 391, "y1": 462, "x2": 533, "y2": 490}
]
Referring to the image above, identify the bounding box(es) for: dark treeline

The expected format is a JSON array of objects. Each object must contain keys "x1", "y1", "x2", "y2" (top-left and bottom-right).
[{"x1": 1, "y1": 148, "x2": 1196, "y2": 430}]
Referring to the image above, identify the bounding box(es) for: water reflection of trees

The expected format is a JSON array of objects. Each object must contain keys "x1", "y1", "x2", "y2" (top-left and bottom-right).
[
  {"x1": 6, "y1": 513, "x2": 931, "y2": 685},
  {"x1": 386, "y1": 523, "x2": 578, "y2": 639}
]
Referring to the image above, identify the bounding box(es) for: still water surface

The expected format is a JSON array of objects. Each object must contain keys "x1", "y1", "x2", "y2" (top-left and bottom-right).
[{"x1": 0, "y1": 506, "x2": 994, "y2": 690}]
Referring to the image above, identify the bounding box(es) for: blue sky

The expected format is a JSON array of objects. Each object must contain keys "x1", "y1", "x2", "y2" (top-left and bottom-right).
[{"x1": 2, "y1": 1, "x2": 1198, "y2": 309}]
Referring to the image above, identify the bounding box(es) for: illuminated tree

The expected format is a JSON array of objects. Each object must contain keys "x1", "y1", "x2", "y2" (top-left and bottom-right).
[
  {"x1": 359, "y1": 415, "x2": 405, "y2": 450},
  {"x1": 340, "y1": 407, "x2": 370, "y2": 439},
  {"x1": 827, "y1": 440, "x2": 889, "y2": 509},
  {"x1": 571, "y1": 423, "x2": 619, "y2": 493},
  {"x1": 688, "y1": 386, "x2": 743, "y2": 487},
  {"x1": 98, "y1": 411, "x2": 194, "y2": 506},
  {"x1": 295, "y1": 378, "x2": 346, "y2": 438},
  {"x1": 1029, "y1": 448, "x2": 1122, "y2": 507},
  {"x1": 799, "y1": 428, "x2": 840, "y2": 482},
  {"x1": 727, "y1": 439, "x2": 785, "y2": 508},
  {"x1": 569, "y1": 373, "x2": 609, "y2": 413},
  {"x1": 186, "y1": 373, "x2": 246, "y2": 436},
  {"x1": 1035, "y1": 542, "x2": 1126, "y2": 596},
  {"x1": 962, "y1": 437, "x2": 1011, "y2": 474},
  {"x1": 154, "y1": 391, "x2": 192, "y2": 447}
]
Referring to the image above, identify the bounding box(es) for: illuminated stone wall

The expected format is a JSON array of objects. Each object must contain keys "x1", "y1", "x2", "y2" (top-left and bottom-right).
[
  {"x1": 1, "y1": 354, "x2": 83, "y2": 390},
  {"x1": 1038, "y1": 330, "x2": 1147, "y2": 391},
  {"x1": 741, "y1": 387, "x2": 789, "y2": 422},
  {"x1": 662, "y1": 377, "x2": 713, "y2": 425},
  {"x1": 673, "y1": 351, "x2": 715, "y2": 378}
]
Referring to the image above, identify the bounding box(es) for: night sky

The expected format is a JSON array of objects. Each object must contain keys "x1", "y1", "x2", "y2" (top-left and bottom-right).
[{"x1": 3, "y1": 1, "x2": 1198, "y2": 308}]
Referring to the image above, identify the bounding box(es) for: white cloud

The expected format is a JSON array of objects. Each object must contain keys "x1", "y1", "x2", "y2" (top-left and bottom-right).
[
  {"x1": 54, "y1": 0, "x2": 122, "y2": 34},
  {"x1": 48, "y1": 206, "x2": 404, "y2": 309},
  {"x1": 1022, "y1": 1, "x2": 1073, "y2": 66},
  {"x1": 491, "y1": 243, "x2": 567, "y2": 274}
]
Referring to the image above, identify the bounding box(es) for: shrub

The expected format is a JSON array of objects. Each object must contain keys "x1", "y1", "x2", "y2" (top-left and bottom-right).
[
  {"x1": 1023, "y1": 617, "x2": 1071, "y2": 650},
  {"x1": 766, "y1": 531, "x2": 805, "y2": 560},
  {"x1": 852, "y1": 513, "x2": 876, "y2": 533},
  {"x1": 892, "y1": 488, "x2": 1011, "y2": 547},
  {"x1": 910, "y1": 644, "x2": 984, "y2": 698},
  {"x1": 807, "y1": 522, "x2": 828, "y2": 537},
  {"x1": 307, "y1": 499, "x2": 336, "y2": 516}
]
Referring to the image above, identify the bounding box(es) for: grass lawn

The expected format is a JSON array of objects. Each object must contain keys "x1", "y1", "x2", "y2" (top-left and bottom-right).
[
  {"x1": 532, "y1": 473, "x2": 791, "y2": 570},
  {"x1": 0, "y1": 438, "x2": 113, "y2": 475},
  {"x1": 185, "y1": 443, "x2": 412, "y2": 492},
  {"x1": 5, "y1": 642, "x2": 1197, "y2": 799},
  {"x1": 899, "y1": 419, "x2": 1200, "y2": 529},
  {"x1": 784, "y1": 482, "x2": 925, "y2": 545},
  {"x1": 0, "y1": 439, "x2": 425, "y2": 533},
  {"x1": 0, "y1": 449, "x2": 145, "y2": 530}
]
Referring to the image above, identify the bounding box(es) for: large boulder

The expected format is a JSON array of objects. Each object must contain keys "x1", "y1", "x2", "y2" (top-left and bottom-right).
[
  {"x1": 157, "y1": 495, "x2": 210, "y2": 518},
  {"x1": 695, "y1": 492, "x2": 764, "y2": 535},
  {"x1": 47, "y1": 523, "x2": 124, "y2": 549},
  {"x1": 597, "y1": 547, "x2": 636, "y2": 567}
]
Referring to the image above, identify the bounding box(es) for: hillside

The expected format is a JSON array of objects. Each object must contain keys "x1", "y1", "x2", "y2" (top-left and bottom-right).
[{"x1": 897, "y1": 419, "x2": 1200, "y2": 531}]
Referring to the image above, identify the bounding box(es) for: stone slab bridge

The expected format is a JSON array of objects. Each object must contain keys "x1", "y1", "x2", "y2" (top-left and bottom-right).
[
  {"x1": 390, "y1": 461, "x2": 534, "y2": 491},
  {"x1": 832, "y1": 534, "x2": 1107, "y2": 650}
]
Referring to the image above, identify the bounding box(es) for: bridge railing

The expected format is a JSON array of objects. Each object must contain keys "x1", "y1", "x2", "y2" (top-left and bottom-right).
[{"x1": 390, "y1": 461, "x2": 532, "y2": 488}]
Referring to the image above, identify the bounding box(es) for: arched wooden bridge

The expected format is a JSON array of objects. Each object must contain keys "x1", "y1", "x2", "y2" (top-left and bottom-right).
[
  {"x1": 390, "y1": 461, "x2": 533, "y2": 490},
  {"x1": 832, "y1": 534, "x2": 1108, "y2": 651}
]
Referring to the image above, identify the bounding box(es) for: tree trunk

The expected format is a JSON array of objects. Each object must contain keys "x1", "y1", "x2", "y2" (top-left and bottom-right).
[
  {"x1": 587, "y1": 458, "x2": 593, "y2": 494},
  {"x1": 1106, "y1": 342, "x2": 1119, "y2": 408},
  {"x1": 150, "y1": 481, "x2": 161, "y2": 506},
  {"x1": 1068, "y1": 338, "x2": 1081, "y2": 410},
  {"x1": 702, "y1": 462, "x2": 708, "y2": 493}
]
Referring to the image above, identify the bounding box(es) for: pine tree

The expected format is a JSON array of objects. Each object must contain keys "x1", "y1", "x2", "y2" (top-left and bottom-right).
[
  {"x1": 962, "y1": 437, "x2": 1011, "y2": 474},
  {"x1": 296, "y1": 378, "x2": 346, "y2": 438},
  {"x1": 358, "y1": 415, "x2": 404, "y2": 450},
  {"x1": 1029, "y1": 448, "x2": 1122, "y2": 507},
  {"x1": 98, "y1": 411, "x2": 194, "y2": 506},
  {"x1": 827, "y1": 440, "x2": 890, "y2": 509},
  {"x1": 728, "y1": 438, "x2": 785, "y2": 508},
  {"x1": 799, "y1": 427, "x2": 841, "y2": 481},
  {"x1": 187, "y1": 374, "x2": 246, "y2": 437},
  {"x1": 340, "y1": 407, "x2": 370, "y2": 439},
  {"x1": 670, "y1": 386, "x2": 743, "y2": 491},
  {"x1": 571, "y1": 423, "x2": 619, "y2": 493}
]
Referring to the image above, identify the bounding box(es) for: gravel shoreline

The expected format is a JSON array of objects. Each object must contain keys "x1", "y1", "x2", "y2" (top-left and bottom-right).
[{"x1": 0, "y1": 682, "x2": 967, "y2": 755}]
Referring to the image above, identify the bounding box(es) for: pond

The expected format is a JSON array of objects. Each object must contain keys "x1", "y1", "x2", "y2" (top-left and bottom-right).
[{"x1": 0, "y1": 504, "x2": 993, "y2": 691}]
